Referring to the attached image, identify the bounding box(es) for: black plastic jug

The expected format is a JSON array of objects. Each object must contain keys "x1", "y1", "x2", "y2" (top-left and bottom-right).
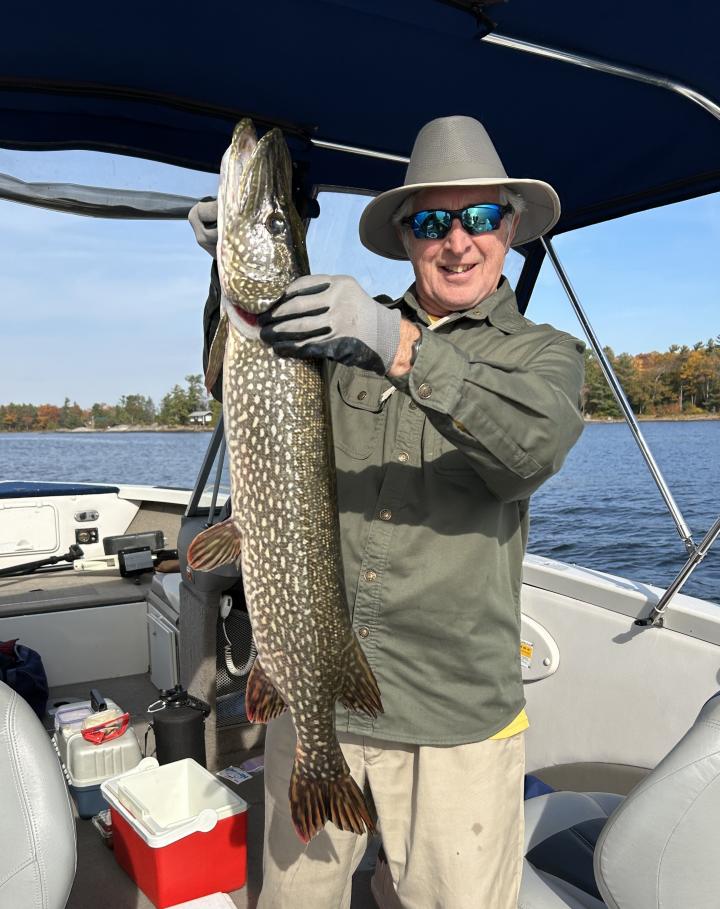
[{"x1": 149, "y1": 686, "x2": 210, "y2": 767}]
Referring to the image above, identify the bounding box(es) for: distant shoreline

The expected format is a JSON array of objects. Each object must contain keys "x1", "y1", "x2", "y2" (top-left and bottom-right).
[
  {"x1": 584, "y1": 414, "x2": 720, "y2": 423},
  {"x1": 0, "y1": 425, "x2": 214, "y2": 434},
  {"x1": 1, "y1": 415, "x2": 719, "y2": 434}
]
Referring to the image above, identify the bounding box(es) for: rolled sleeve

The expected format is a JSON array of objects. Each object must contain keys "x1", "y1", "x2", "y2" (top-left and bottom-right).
[{"x1": 406, "y1": 327, "x2": 585, "y2": 502}]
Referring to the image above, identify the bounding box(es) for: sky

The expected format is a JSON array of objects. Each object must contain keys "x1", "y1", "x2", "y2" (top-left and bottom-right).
[{"x1": 0, "y1": 147, "x2": 718, "y2": 408}]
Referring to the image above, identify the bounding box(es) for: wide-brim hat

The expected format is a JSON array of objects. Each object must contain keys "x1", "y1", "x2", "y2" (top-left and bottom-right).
[{"x1": 359, "y1": 115, "x2": 561, "y2": 260}]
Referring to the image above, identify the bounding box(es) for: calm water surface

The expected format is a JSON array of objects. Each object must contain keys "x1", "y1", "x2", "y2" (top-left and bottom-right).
[{"x1": 1, "y1": 422, "x2": 718, "y2": 604}]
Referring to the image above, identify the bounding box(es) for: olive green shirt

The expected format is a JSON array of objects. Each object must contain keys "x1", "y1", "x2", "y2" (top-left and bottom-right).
[{"x1": 330, "y1": 277, "x2": 585, "y2": 745}]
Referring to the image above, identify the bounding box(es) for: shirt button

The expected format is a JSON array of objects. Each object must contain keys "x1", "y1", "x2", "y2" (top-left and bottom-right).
[
  {"x1": 357, "y1": 390, "x2": 367, "y2": 401},
  {"x1": 358, "y1": 626, "x2": 370, "y2": 639},
  {"x1": 408, "y1": 401, "x2": 418, "y2": 411},
  {"x1": 379, "y1": 508, "x2": 392, "y2": 521},
  {"x1": 364, "y1": 569, "x2": 378, "y2": 582},
  {"x1": 397, "y1": 451, "x2": 409, "y2": 463},
  {"x1": 417, "y1": 383, "x2": 432, "y2": 399}
]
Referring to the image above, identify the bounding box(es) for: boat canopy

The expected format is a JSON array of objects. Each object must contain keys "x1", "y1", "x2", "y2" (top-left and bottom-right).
[{"x1": 1, "y1": 0, "x2": 718, "y2": 236}]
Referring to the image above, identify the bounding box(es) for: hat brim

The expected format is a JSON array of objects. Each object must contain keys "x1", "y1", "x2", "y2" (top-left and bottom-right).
[{"x1": 359, "y1": 177, "x2": 561, "y2": 260}]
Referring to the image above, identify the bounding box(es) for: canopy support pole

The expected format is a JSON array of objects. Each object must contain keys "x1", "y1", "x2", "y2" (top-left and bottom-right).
[
  {"x1": 542, "y1": 237, "x2": 696, "y2": 554},
  {"x1": 483, "y1": 33, "x2": 720, "y2": 122},
  {"x1": 636, "y1": 516, "x2": 720, "y2": 627},
  {"x1": 185, "y1": 416, "x2": 225, "y2": 520}
]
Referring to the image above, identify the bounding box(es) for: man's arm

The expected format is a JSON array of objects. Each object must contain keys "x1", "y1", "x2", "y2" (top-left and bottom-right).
[
  {"x1": 387, "y1": 319, "x2": 422, "y2": 378},
  {"x1": 256, "y1": 272, "x2": 584, "y2": 503},
  {"x1": 398, "y1": 326, "x2": 585, "y2": 502}
]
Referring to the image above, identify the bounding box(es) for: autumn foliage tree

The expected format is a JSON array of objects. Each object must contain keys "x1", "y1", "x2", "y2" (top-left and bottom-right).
[{"x1": 581, "y1": 338, "x2": 720, "y2": 418}]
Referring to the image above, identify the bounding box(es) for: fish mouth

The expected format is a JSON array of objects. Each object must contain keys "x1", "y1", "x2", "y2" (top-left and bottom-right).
[{"x1": 234, "y1": 306, "x2": 258, "y2": 326}]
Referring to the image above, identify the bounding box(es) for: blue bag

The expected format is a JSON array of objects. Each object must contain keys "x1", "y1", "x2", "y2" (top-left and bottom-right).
[{"x1": 0, "y1": 639, "x2": 49, "y2": 718}]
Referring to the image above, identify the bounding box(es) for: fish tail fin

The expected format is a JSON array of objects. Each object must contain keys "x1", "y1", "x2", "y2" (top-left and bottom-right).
[
  {"x1": 339, "y1": 637, "x2": 384, "y2": 718},
  {"x1": 290, "y1": 755, "x2": 375, "y2": 843},
  {"x1": 245, "y1": 658, "x2": 287, "y2": 723},
  {"x1": 187, "y1": 517, "x2": 242, "y2": 570}
]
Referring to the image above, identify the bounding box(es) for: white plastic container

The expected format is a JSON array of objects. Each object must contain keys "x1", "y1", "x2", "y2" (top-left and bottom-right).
[
  {"x1": 52, "y1": 698, "x2": 142, "y2": 818},
  {"x1": 55, "y1": 724, "x2": 142, "y2": 789},
  {"x1": 54, "y1": 698, "x2": 121, "y2": 735}
]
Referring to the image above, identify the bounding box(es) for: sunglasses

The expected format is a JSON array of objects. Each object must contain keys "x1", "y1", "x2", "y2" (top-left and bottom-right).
[{"x1": 402, "y1": 203, "x2": 513, "y2": 240}]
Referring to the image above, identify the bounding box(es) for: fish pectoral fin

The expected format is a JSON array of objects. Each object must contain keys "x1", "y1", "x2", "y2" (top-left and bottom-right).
[
  {"x1": 187, "y1": 517, "x2": 242, "y2": 571},
  {"x1": 339, "y1": 638, "x2": 384, "y2": 718},
  {"x1": 205, "y1": 308, "x2": 229, "y2": 393},
  {"x1": 245, "y1": 658, "x2": 287, "y2": 724},
  {"x1": 290, "y1": 756, "x2": 375, "y2": 843}
]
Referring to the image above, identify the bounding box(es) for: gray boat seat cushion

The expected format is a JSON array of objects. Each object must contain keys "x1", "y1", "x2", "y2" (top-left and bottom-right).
[
  {"x1": 0, "y1": 680, "x2": 76, "y2": 909},
  {"x1": 521, "y1": 791, "x2": 621, "y2": 908},
  {"x1": 521, "y1": 691, "x2": 720, "y2": 909}
]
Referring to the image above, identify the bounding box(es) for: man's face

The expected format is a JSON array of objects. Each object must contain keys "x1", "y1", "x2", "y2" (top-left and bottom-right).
[{"x1": 403, "y1": 186, "x2": 517, "y2": 317}]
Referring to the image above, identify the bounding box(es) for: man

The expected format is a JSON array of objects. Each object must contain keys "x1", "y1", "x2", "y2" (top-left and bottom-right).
[{"x1": 189, "y1": 115, "x2": 585, "y2": 909}]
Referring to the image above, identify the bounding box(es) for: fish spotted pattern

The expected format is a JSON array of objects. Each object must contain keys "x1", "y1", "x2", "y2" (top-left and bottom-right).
[{"x1": 188, "y1": 120, "x2": 382, "y2": 842}]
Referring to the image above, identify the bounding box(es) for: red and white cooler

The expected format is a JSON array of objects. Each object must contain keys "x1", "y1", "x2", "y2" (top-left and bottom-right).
[{"x1": 101, "y1": 757, "x2": 247, "y2": 908}]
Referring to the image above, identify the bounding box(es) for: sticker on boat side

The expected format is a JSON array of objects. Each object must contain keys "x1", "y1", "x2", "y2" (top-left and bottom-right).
[{"x1": 520, "y1": 640, "x2": 534, "y2": 670}]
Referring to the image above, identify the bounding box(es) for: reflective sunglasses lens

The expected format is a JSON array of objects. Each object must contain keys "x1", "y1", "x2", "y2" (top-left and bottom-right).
[
  {"x1": 461, "y1": 204, "x2": 503, "y2": 234},
  {"x1": 411, "y1": 209, "x2": 452, "y2": 239}
]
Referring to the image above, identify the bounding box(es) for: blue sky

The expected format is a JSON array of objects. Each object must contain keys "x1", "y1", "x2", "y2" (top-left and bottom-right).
[{"x1": 0, "y1": 147, "x2": 717, "y2": 408}]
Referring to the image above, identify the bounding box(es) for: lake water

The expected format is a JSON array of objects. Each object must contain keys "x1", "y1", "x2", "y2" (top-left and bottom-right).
[{"x1": 1, "y1": 422, "x2": 718, "y2": 604}]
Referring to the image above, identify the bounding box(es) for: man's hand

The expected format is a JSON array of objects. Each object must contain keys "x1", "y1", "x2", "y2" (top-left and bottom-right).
[
  {"x1": 188, "y1": 199, "x2": 218, "y2": 257},
  {"x1": 258, "y1": 275, "x2": 401, "y2": 376}
]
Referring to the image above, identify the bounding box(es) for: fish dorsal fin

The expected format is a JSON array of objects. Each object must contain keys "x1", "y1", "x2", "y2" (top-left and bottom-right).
[
  {"x1": 187, "y1": 517, "x2": 242, "y2": 571},
  {"x1": 339, "y1": 638, "x2": 383, "y2": 718},
  {"x1": 205, "y1": 308, "x2": 229, "y2": 394},
  {"x1": 245, "y1": 658, "x2": 287, "y2": 723}
]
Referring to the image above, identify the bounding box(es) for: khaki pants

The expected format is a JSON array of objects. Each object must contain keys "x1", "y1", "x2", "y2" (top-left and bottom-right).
[{"x1": 257, "y1": 713, "x2": 525, "y2": 909}]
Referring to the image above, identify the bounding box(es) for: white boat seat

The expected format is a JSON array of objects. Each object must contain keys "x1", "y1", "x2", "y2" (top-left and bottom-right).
[
  {"x1": 521, "y1": 691, "x2": 720, "y2": 909},
  {"x1": 0, "y1": 680, "x2": 76, "y2": 909}
]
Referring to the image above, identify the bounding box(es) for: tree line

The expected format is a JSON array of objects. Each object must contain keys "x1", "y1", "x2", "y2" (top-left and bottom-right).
[
  {"x1": 2, "y1": 340, "x2": 719, "y2": 431},
  {"x1": 0, "y1": 375, "x2": 221, "y2": 431},
  {"x1": 583, "y1": 338, "x2": 720, "y2": 418}
]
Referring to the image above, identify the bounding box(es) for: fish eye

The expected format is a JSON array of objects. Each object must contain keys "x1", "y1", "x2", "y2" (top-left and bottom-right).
[{"x1": 266, "y1": 212, "x2": 287, "y2": 236}]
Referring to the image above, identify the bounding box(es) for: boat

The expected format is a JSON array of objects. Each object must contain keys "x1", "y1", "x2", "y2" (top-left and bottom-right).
[{"x1": 1, "y1": 2, "x2": 720, "y2": 907}]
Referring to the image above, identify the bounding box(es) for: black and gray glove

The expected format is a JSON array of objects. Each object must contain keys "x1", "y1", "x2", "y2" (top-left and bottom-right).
[
  {"x1": 188, "y1": 198, "x2": 218, "y2": 257},
  {"x1": 258, "y1": 275, "x2": 401, "y2": 375}
]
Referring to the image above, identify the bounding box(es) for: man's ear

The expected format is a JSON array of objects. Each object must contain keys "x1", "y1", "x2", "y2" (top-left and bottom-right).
[
  {"x1": 505, "y1": 213, "x2": 520, "y2": 251},
  {"x1": 396, "y1": 223, "x2": 412, "y2": 259}
]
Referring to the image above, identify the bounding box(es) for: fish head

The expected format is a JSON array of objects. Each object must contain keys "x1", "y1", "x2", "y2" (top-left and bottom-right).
[{"x1": 219, "y1": 125, "x2": 309, "y2": 323}]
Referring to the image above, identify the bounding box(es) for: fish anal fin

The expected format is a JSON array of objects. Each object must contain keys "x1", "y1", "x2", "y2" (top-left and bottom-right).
[
  {"x1": 187, "y1": 517, "x2": 242, "y2": 571},
  {"x1": 290, "y1": 759, "x2": 375, "y2": 843},
  {"x1": 339, "y1": 637, "x2": 383, "y2": 718},
  {"x1": 245, "y1": 658, "x2": 287, "y2": 724}
]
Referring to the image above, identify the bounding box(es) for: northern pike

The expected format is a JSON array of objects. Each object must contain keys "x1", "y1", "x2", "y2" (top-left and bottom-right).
[{"x1": 188, "y1": 120, "x2": 383, "y2": 842}]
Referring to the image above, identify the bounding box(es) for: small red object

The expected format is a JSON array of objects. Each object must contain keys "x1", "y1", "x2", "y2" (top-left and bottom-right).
[{"x1": 81, "y1": 712, "x2": 130, "y2": 744}]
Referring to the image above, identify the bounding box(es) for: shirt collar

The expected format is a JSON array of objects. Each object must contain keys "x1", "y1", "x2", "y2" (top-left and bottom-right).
[{"x1": 398, "y1": 276, "x2": 527, "y2": 334}]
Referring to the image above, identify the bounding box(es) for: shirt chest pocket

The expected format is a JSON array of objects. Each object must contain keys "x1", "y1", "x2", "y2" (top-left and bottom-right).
[{"x1": 331, "y1": 367, "x2": 387, "y2": 460}]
